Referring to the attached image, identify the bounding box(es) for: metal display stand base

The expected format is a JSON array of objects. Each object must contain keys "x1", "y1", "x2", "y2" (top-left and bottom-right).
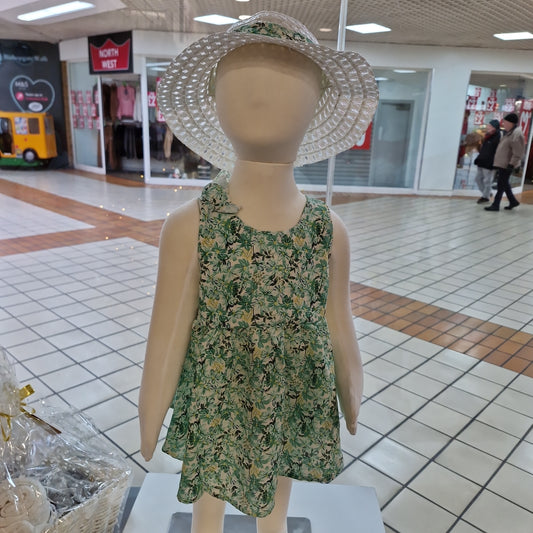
[
  {"x1": 168, "y1": 513, "x2": 312, "y2": 532},
  {"x1": 123, "y1": 473, "x2": 385, "y2": 533}
]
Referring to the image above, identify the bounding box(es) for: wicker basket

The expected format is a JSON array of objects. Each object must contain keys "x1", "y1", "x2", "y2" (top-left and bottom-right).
[{"x1": 49, "y1": 471, "x2": 131, "y2": 533}]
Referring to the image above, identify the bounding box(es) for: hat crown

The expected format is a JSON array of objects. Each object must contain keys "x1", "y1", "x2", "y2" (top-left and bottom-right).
[{"x1": 228, "y1": 11, "x2": 319, "y2": 46}]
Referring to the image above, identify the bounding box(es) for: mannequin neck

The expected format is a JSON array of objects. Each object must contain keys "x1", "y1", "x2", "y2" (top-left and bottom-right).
[
  {"x1": 226, "y1": 159, "x2": 306, "y2": 232},
  {"x1": 228, "y1": 159, "x2": 301, "y2": 201}
]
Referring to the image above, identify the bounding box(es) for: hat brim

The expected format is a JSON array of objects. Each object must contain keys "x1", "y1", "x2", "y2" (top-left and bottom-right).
[{"x1": 158, "y1": 32, "x2": 379, "y2": 170}]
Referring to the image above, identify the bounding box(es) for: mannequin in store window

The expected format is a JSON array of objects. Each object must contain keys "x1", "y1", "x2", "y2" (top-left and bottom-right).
[{"x1": 139, "y1": 12, "x2": 377, "y2": 533}]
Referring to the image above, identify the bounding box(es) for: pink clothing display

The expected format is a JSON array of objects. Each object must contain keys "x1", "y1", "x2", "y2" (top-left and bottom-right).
[{"x1": 116, "y1": 85, "x2": 136, "y2": 119}]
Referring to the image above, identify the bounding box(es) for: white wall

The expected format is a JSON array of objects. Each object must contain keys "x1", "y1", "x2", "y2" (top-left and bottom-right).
[
  {"x1": 342, "y1": 43, "x2": 533, "y2": 192},
  {"x1": 60, "y1": 33, "x2": 533, "y2": 193}
]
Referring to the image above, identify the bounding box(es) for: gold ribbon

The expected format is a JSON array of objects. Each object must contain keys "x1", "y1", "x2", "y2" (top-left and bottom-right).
[{"x1": 0, "y1": 384, "x2": 61, "y2": 442}]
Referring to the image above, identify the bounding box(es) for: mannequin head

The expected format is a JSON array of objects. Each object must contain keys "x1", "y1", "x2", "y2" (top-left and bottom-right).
[{"x1": 214, "y1": 43, "x2": 322, "y2": 164}]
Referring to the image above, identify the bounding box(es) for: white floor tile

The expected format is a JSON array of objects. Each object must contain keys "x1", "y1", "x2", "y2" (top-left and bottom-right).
[
  {"x1": 449, "y1": 520, "x2": 484, "y2": 532},
  {"x1": 436, "y1": 440, "x2": 501, "y2": 485},
  {"x1": 334, "y1": 460, "x2": 401, "y2": 508},
  {"x1": 434, "y1": 386, "x2": 488, "y2": 417},
  {"x1": 495, "y1": 388, "x2": 533, "y2": 418},
  {"x1": 462, "y1": 489, "x2": 533, "y2": 533},
  {"x1": 508, "y1": 441, "x2": 533, "y2": 475},
  {"x1": 339, "y1": 423, "x2": 382, "y2": 458},
  {"x1": 453, "y1": 373, "x2": 504, "y2": 401},
  {"x1": 100, "y1": 329, "x2": 145, "y2": 351},
  {"x1": 509, "y1": 374, "x2": 533, "y2": 396},
  {"x1": 457, "y1": 421, "x2": 519, "y2": 460},
  {"x1": 373, "y1": 384, "x2": 427, "y2": 416},
  {"x1": 22, "y1": 351, "x2": 73, "y2": 375},
  {"x1": 358, "y1": 399, "x2": 406, "y2": 434},
  {"x1": 361, "y1": 438, "x2": 427, "y2": 484},
  {"x1": 469, "y1": 361, "x2": 518, "y2": 386},
  {"x1": 105, "y1": 418, "x2": 141, "y2": 455},
  {"x1": 364, "y1": 358, "x2": 409, "y2": 382},
  {"x1": 7, "y1": 338, "x2": 56, "y2": 360},
  {"x1": 409, "y1": 462, "x2": 480, "y2": 515},
  {"x1": 382, "y1": 347, "x2": 426, "y2": 370},
  {"x1": 414, "y1": 402, "x2": 470, "y2": 437},
  {"x1": 40, "y1": 364, "x2": 94, "y2": 392},
  {"x1": 60, "y1": 379, "x2": 116, "y2": 410},
  {"x1": 358, "y1": 336, "x2": 395, "y2": 357},
  {"x1": 82, "y1": 352, "x2": 133, "y2": 376},
  {"x1": 487, "y1": 463, "x2": 533, "y2": 512},
  {"x1": 361, "y1": 373, "x2": 389, "y2": 397},
  {"x1": 383, "y1": 488, "x2": 456, "y2": 533},
  {"x1": 84, "y1": 395, "x2": 139, "y2": 431},
  {"x1": 389, "y1": 419, "x2": 450, "y2": 458},
  {"x1": 400, "y1": 337, "x2": 442, "y2": 357},
  {"x1": 102, "y1": 365, "x2": 143, "y2": 393},
  {"x1": 396, "y1": 371, "x2": 448, "y2": 399},
  {"x1": 476, "y1": 403, "x2": 532, "y2": 439},
  {"x1": 47, "y1": 329, "x2": 94, "y2": 350},
  {"x1": 415, "y1": 359, "x2": 464, "y2": 384}
]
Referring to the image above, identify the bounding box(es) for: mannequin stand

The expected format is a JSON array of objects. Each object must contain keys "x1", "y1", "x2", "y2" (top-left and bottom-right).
[
  {"x1": 168, "y1": 513, "x2": 311, "y2": 532},
  {"x1": 123, "y1": 474, "x2": 385, "y2": 533}
]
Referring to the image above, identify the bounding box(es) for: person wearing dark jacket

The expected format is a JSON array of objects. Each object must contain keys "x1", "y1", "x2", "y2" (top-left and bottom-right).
[
  {"x1": 474, "y1": 119, "x2": 500, "y2": 203},
  {"x1": 485, "y1": 113, "x2": 525, "y2": 211}
]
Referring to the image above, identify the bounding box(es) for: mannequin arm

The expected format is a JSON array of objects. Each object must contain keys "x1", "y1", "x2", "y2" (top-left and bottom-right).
[
  {"x1": 139, "y1": 199, "x2": 200, "y2": 460},
  {"x1": 326, "y1": 211, "x2": 363, "y2": 435}
]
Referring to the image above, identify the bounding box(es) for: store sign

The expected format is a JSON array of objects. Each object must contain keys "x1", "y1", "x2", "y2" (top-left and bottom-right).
[
  {"x1": 88, "y1": 31, "x2": 133, "y2": 74},
  {"x1": 351, "y1": 122, "x2": 372, "y2": 150},
  {"x1": 519, "y1": 99, "x2": 533, "y2": 140},
  {"x1": 466, "y1": 95, "x2": 478, "y2": 110},
  {"x1": 474, "y1": 111, "x2": 485, "y2": 125},
  {"x1": 486, "y1": 96, "x2": 497, "y2": 112}
]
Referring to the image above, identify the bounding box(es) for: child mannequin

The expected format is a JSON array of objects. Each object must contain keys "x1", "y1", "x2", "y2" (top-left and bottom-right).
[{"x1": 140, "y1": 12, "x2": 374, "y2": 533}]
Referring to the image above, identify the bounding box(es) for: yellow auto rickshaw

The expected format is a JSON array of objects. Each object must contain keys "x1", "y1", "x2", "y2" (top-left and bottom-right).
[{"x1": 0, "y1": 111, "x2": 57, "y2": 163}]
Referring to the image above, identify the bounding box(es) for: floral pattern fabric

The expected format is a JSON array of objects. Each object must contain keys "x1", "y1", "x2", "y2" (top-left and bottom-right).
[{"x1": 162, "y1": 171, "x2": 343, "y2": 517}]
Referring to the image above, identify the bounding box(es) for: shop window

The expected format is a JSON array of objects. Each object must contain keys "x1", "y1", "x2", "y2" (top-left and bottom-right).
[
  {"x1": 454, "y1": 72, "x2": 533, "y2": 191},
  {"x1": 144, "y1": 61, "x2": 429, "y2": 187},
  {"x1": 293, "y1": 68, "x2": 429, "y2": 189},
  {"x1": 67, "y1": 61, "x2": 102, "y2": 169},
  {"x1": 146, "y1": 58, "x2": 206, "y2": 180},
  {"x1": 28, "y1": 118, "x2": 40, "y2": 134}
]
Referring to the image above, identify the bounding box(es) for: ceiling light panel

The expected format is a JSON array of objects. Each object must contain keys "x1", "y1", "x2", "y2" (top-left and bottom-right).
[{"x1": 346, "y1": 23, "x2": 391, "y2": 34}]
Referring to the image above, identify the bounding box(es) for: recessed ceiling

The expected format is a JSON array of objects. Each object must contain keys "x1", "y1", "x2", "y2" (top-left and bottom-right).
[{"x1": 2, "y1": 0, "x2": 533, "y2": 51}]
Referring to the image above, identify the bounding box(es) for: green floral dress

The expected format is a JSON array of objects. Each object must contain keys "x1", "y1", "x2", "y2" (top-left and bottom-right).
[{"x1": 162, "y1": 171, "x2": 343, "y2": 517}]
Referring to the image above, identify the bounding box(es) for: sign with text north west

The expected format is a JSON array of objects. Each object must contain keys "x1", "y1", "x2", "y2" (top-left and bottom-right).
[{"x1": 88, "y1": 31, "x2": 133, "y2": 74}]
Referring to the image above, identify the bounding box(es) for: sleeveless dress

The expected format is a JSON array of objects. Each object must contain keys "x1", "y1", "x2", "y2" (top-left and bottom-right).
[{"x1": 162, "y1": 171, "x2": 343, "y2": 517}]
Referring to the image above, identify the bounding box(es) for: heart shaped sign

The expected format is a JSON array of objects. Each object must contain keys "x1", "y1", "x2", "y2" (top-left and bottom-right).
[{"x1": 9, "y1": 75, "x2": 55, "y2": 113}]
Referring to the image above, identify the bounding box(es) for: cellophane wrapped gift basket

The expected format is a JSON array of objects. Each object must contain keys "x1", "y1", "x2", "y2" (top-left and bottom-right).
[{"x1": 0, "y1": 347, "x2": 132, "y2": 532}]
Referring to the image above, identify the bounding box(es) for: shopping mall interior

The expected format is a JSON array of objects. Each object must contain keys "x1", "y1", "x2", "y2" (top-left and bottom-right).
[{"x1": 1, "y1": 2, "x2": 533, "y2": 532}]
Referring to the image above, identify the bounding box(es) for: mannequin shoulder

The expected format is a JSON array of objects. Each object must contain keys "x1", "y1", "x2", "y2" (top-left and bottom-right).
[
  {"x1": 160, "y1": 198, "x2": 200, "y2": 243},
  {"x1": 329, "y1": 209, "x2": 350, "y2": 254}
]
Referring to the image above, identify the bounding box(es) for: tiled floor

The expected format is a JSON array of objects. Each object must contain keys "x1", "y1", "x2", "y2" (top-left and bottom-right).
[{"x1": 0, "y1": 168, "x2": 532, "y2": 533}]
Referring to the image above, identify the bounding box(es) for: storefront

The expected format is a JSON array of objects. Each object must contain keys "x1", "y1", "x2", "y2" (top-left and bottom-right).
[
  {"x1": 60, "y1": 31, "x2": 431, "y2": 190},
  {"x1": 454, "y1": 72, "x2": 533, "y2": 193},
  {"x1": 60, "y1": 31, "x2": 533, "y2": 194}
]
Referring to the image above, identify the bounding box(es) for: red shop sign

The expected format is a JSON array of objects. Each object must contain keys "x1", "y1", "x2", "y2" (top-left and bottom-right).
[
  {"x1": 88, "y1": 31, "x2": 133, "y2": 74},
  {"x1": 351, "y1": 122, "x2": 373, "y2": 150}
]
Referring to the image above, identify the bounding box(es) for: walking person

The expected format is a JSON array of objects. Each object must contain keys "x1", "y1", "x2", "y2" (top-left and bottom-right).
[
  {"x1": 474, "y1": 119, "x2": 500, "y2": 204},
  {"x1": 485, "y1": 113, "x2": 525, "y2": 211}
]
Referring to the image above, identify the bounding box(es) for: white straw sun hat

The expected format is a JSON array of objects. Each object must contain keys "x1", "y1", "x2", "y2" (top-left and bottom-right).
[{"x1": 157, "y1": 11, "x2": 379, "y2": 171}]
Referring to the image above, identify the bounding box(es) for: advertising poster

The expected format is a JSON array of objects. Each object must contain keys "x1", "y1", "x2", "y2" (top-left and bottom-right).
[{"x1": 0, "y1": 39, "x2": 67, "y2": 167}]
